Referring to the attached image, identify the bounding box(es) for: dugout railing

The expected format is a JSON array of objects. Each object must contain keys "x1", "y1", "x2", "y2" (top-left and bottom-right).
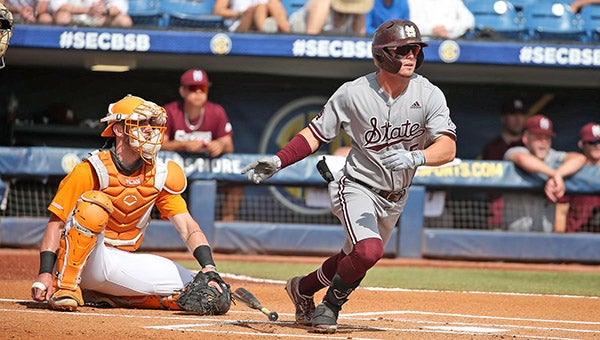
[{"x1": 1, "y1": 147, "x2": 599, "y2": 263}]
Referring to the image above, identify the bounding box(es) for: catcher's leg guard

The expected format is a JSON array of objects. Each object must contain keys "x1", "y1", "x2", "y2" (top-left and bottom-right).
[
  {"x1": 50, "y1": 191, "x2": 113, "y2": 311},
  {"x1": 83, "y1": 290, "x2": 182, "y2": 310}
]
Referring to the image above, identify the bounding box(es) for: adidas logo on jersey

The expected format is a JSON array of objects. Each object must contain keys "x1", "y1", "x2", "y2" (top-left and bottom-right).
[{"x1": 410, "y1": 101, "x2": 421, "y2": 109}]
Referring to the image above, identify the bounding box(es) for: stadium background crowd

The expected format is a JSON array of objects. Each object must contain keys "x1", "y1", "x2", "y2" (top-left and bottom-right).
[{"x1": 0, "y1": 0, "x2": 598, "y2": 238}]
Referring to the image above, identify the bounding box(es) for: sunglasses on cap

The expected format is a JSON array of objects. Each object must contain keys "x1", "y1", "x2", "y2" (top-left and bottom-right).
[
  {"x1": 385, "y1": 44, "x2": 421, "y2": 59},
  {"x1": 186, "y1": 84, "x2": 209, "y2": 93},
  {"x1": 584, "y1": 140, "x2": 600, "y2": 146}
]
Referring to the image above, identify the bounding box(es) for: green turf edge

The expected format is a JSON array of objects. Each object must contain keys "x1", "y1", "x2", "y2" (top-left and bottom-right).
[{"x1": 179, "y1": 260, "x2": 600, "y2": 297}]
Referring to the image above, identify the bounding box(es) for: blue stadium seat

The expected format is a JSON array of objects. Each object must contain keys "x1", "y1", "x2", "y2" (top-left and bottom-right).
[
  {"x1": 522, "y1": 1, "x2": 586, "y2": 41},
  {"x1": 282, "y1": 0, "x2": 307, "y2": 17},
  {"x1": 466, "y1": 0, "x2": 525, "y2": 39},
  {"x1": 161, "y1": 0, "x2": 225, "y2": 29},
  {"x1": 580, "y1": 4, "x2": 600, "y2": 41},
  {"x1": 129, "y1": 0, "x2": 165, "y2": 27},
  {"x1": 508, "y1": 0, "x2": 536, "y2": 12}
]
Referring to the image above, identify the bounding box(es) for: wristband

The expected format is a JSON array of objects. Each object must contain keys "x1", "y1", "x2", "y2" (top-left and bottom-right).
[
  {"x1": 39, "y1": 251, "x2": 57, "y2": 274},
  {"x1": 275, "y1": 134, "x2": 313, "y2": 168},
  {"x1": 193, "y1": 245, "x2": 216, "y2": 269},
  {"x1": 412, "y1": 150, "x2": 426, "y2": 166}
]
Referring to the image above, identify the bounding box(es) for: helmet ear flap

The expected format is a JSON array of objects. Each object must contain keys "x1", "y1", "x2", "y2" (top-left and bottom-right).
[{"x1": 415, "y1": 49, "x2": 425, "y2": 69}]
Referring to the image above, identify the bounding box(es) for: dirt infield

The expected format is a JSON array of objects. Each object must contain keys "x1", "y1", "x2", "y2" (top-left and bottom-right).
[{"x1": 2, "y1": 248, "x2": 600, "y2": 339}]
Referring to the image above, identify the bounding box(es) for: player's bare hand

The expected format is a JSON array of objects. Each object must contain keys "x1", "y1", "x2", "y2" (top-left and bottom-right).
[
  {"x1": 241, "y1": 156, "x2": 281, "y2": 184},
  {"x1": 31, "y1": 273, "x2": 54, "y2": 302},
  {"x1": 205, "y1": 140, "x2": 225, "y2": 157},
  {"x1": 381, "y1": 149, "x2": 425, "y2": 171},
  {"x1": 201, "y1": 267, "x2": 224, "y2": 294},
  {"x1": 545, "y1": 175, "x2": 565, "y2": 202}
]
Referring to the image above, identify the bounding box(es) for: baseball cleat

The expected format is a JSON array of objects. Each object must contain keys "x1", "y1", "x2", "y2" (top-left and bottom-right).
[
  {"x1": 285, "y1": 276, "x2": 315, "y2": 325},
  {"x1": 310, "y1": 301, "x2": 340, "y2": 334},
  {"x1": 48, "y1": 295, "x2": 79, "y2": 312}
]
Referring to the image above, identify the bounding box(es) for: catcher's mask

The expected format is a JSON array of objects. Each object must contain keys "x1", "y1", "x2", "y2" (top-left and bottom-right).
[
  {"x1": 371, "y1": 20, "x2": 428, "y2": 74},
  {"x1": 100, "y1": 94, "x2": 167, "y2": 164},
  {"x1": 0, "y1": 3, "x2": 13, "y2": 69}
]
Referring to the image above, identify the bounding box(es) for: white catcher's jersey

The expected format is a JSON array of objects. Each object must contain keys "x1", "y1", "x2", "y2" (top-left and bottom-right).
[{"x1": 309, "y1": 72, "x2": 456, "y2": 193}]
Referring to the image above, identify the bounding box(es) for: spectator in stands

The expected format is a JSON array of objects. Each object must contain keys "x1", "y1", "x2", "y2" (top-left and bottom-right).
[
  {"x1": 481, "y1": 97, "x2": 527, "y2": 160},
  {"x1": 481, "y1": 97, "x2": 527, "y2": 228},
  {"x1": 162, "y1": 69, "x2": 243, "y2": 222},
  {"x1": 555, "y1": 122, "x2": 600, "y2": 233},
  {"x1": 570, "y1": 0, "x2": 600, "y2": 13},
  {"x1": 6, "y1": 0, "x2": 52, "y2": 24},
  {"x1": 288, "y1": 0, "x2": 374, "y2": 36},
  {"x1": 407, "y1": 0, "x2": 474, "y2": 39},
  {"x1": 50, "y1": 0, "x2": 132, "y2": 27},
  {"x1": 502, "y1": 115, "x2": 586, "y2": 232},
  {"x1": 213, "y1": 0, "x2": 290, "y2": 33},
  {"x1": 365, "y1": 0, "x2": 409, "y2": 36}
]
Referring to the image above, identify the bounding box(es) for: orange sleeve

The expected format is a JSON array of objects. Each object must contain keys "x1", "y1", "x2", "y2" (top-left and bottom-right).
[
  {"x1": 48, "y1": 161, "x2": 98, "y2": 222},
  {"x1": 156, "y1": 160, "x2": 189, "y2": 218}
]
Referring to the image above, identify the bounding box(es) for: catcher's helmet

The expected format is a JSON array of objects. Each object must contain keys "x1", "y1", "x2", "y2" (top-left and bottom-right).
[
  {"x1": 0, "y1": 3, "x2": 13, "y2": 69},
  {"x1": 372, "y1": 20, "x2": 428, "y2": 74},
  {"x1": 100, "y1": 94, "x2": 167, "y2": 163}
]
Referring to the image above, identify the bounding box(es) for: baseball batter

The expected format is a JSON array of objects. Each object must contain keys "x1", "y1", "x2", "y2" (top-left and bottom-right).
[
  {"x1": 241, "y1": 20, "x2": 456, "y2": 334},
  {"x1": 30, "y1": 95, "x2": 231, "y2": 314}
]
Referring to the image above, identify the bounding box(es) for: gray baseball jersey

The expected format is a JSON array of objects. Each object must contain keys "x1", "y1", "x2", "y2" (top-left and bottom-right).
[
  {"x1": 503, "y1": 146, "x2": 568, "y2": 232},
  {"x1": 309, "y1": 72, "x2": 456, "y2": 192}
]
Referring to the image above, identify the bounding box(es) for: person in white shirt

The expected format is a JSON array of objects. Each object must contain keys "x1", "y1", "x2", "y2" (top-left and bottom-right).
[
  {"x1": 50, "y1": 0, "x2": 132, "y2": 27},
  {"x1": 407, "y1": 0, "x2": 474, "y2": 39}
]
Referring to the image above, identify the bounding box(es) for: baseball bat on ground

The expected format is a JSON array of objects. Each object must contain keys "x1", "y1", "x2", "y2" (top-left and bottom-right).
[{"x1": 233, "y1": 287, "x2": 279, "y2": 321}]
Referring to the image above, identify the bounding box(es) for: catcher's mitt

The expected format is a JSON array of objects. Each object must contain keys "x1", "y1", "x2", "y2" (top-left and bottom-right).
[{"x1": 176, "y1": 271, "x2": 233, "y2": 315}]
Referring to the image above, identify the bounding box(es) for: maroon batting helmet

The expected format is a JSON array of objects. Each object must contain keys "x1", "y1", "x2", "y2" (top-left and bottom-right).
[{"x1": 372, "y1": 20, "x2": 428, "y2": 74}]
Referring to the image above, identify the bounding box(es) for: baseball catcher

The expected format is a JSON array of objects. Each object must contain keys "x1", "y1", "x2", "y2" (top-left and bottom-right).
[
  {"x1": 31, "y1": 95, "x2": 232, "y2": 316},
  {"x1": 0, "y1": 2, "x2": 13, "y2": 69}
]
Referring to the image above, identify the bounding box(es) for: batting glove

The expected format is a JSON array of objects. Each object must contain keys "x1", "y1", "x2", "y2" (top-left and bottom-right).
[
  {"x1": 241, "y1": 156, "x2": 282, "y2": 184},
  {"x1": 381, "y1": 149, "x2": 425, "y2": 171}
]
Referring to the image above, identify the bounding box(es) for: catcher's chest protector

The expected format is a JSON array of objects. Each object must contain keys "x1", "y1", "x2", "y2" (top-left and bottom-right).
[{"x1": 86, "y1": 150, "x2": 167, "y2": 251}]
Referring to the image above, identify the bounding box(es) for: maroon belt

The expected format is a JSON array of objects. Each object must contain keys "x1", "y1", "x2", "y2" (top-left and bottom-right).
[{"x1": 348, "y1": 177, "x2": 406, "y2": 202}]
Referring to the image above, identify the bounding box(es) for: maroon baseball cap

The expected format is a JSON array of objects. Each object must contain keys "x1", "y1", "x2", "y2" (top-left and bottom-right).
[
  {"x1": 525, "y1": 114, "x2": 554, "y2": 136},
  {"x1": 580, "y1": 122, "x2": 600, "y2": 142},
  {"x1": 180, "y1": 69, "x2": 212, "y2": 87}
]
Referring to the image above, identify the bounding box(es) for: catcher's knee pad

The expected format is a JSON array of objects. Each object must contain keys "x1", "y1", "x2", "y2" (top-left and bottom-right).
[{"x1": 56, "y1": 191, "x2": 114, "y2": 291}]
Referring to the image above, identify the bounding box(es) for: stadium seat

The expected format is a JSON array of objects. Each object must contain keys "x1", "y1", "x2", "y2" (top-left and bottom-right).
[
  {"x1": 466, "y1": 0, "x2": 525, "y2": 40},
  {"x1": 128, "y1": 0, "x2": 165, "y2": 27},
  {"x1": 507, "y1": 0, "x2": 536, "y2": 12},
  {"x1": 161, "y1": 0, "x2": 225, "y2": 29},
  {"x1": 580, "y1": 4, "x2": 600, "y2": 41},
  {"x1": 521, "y1": 1, "x2": 586, "y2": 41},
  {"x1": 282, "y1": 0, "x2": 307, "y2": 17}
]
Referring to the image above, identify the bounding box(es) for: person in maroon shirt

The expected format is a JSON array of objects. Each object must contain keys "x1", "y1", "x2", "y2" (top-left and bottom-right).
[
  {"x1": 481, "y1": 97, "x2": 527, "y2": 160},
  {"x1": 481, "y1": 97, "x2": 527, "y2": 228},
  {"x1": 555, "y1": 122, "x2": 600, "y2": 232},
  {"x1": 162, "y1": 69, "x2": 243, "y2": 221}
]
